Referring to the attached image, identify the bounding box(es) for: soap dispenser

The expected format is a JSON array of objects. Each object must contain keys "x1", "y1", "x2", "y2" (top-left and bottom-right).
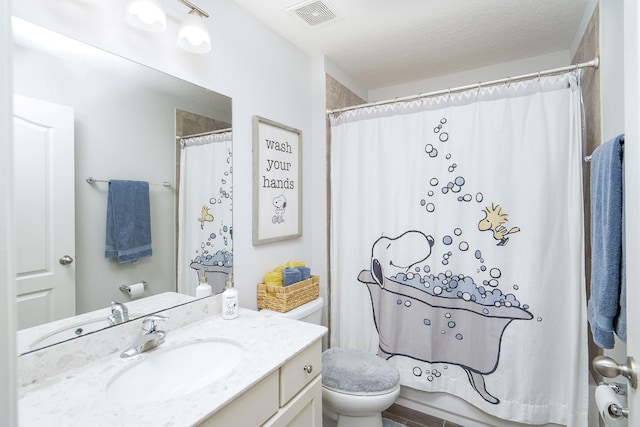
[
  {"x1": 195, "y1": 269, "x2": 212, "y2": 298},
  {"x1": 222, "y1": 273, "x2": 239, "y2": 319}
]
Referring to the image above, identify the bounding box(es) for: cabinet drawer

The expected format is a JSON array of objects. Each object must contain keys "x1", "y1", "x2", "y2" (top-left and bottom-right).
[{"x1": 279, "y1": 339, "x2": 321, "y2": 406}]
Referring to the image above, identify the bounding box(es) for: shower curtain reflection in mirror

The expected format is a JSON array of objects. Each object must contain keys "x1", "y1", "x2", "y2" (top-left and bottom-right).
[{"x1": 177, "y1": 131, "x2": 233, "y2": 296}]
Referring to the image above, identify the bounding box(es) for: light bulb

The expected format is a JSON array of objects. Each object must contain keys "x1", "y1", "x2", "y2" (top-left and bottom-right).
[
  {"x1": 178, "y1": 9, "x2": 211, "y2": 54},
  {"x1": 126, "y1": 0, "x2": 167, "y2": 32}
]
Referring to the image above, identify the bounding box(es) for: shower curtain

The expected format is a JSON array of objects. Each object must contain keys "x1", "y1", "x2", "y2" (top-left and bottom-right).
[
  {"x1": 177, "y1": 132, "x2": 233, "y2": 296},
  {"x1": 329, "y1": 72, "x2": 587, "y2": 426}
]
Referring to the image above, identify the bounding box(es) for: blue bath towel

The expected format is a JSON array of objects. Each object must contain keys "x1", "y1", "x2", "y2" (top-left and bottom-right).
[
  {"x1": 105, "y1": 180, "x2": 152, "y2": 264},
  {"x1": 587, "y1": 134, "x2": 625, "y2": 349}
]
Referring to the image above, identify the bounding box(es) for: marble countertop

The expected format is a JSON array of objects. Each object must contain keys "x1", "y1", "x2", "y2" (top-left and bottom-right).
[{"x1": 18, "y1": 308, "x2": 327, "y2": 426}]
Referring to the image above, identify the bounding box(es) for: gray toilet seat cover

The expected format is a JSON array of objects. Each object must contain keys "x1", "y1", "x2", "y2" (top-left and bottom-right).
[{"x1": 321, "y1": 348, "x2": 400, "y2": 393}]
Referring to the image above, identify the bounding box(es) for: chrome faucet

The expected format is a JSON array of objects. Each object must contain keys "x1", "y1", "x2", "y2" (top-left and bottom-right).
[
  {"x1": 108, "y1": 301, "x2": 129, "y2": 325},
  {"x1": 120, "y1": 314, "x2": 168, "y2": 358}
]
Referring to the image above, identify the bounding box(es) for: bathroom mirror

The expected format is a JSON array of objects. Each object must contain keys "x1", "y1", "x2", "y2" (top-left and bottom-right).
[{"x1": 13, "y1": 18, "x2": 232, "y2": 354}]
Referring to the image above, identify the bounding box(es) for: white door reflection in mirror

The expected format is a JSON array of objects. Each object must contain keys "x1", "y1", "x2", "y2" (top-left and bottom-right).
[{"x1": 14, "y1": 95, "x2": 75, "y2": 329}]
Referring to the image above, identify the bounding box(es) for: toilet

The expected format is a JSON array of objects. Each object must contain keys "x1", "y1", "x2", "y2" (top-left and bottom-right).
[{"x1": 260, "y1": 297, "x2": 401, "y2": 427}]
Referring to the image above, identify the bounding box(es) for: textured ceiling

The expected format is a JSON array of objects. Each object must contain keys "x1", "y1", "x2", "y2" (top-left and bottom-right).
[{"x1": 232, "y1": 0, "x2": 592, "y2": 90}]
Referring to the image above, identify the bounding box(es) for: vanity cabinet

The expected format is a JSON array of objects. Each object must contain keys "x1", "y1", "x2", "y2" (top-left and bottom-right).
[{"x1": 199, "y1": 339, "x2": 322, "y2": 427}]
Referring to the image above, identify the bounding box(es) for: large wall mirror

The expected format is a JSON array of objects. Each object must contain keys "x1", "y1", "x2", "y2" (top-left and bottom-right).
[{"x1": 13, "y1": 18, "x2": 232, "y2": 354}]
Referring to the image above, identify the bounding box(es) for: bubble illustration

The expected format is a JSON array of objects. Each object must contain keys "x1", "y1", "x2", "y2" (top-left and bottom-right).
[
  {"x1": 430, "y1": 178, "x2": 439, "y2": 186},
  {"x1": 455, "y1": 334, "x2": 463, "y2": 340},
  {"x1": 420, "y1": 199, "x2": 426, "y2": 206},
  {"x1": 459, "y1": 241, "x2": 469, "y2": 251},
  {"x1": 443, "y1": 235, "x2": 453, "y2": 245},
  {"x1": 476, "y1": 192, "x2": 484, "y2": 203},
  {"x1": 490, "y1": 268, "x2": 501, "y2": 278},
  {"x1": 413, "y1": 367, "x2": 422, "y2": 376},
  {"x1": 446, "y1": 153, "x2": 452, "y2": 159},
  {"x1": 439, "y1": 132, "x2": 449, "y2": 142},
  {"x1": 425, "y1": 144, "x2": 434, "y2": 154},
  {"x1": 448, "y1": 321, "x2": 456, "y2": 328},
  {"x1": 394, "y1": 271, "x2": 525, "y2": 308},
  {"x1": 426, "y1": 203, "x2": 435, "y2": 212},
  {"x1": 424, "y1": 319, "x2": 431, "y2": 326},
  {"x1": 454, "y1": 228, "x2": 462, "y2": 235},
  {"x1": 475, "y1": 250, "x2": 482, "y2": 259}
]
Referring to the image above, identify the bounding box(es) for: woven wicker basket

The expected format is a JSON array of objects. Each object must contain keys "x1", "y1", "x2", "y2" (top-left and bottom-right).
[{"x1": 257, "y1": 275, "x2": 320, "y2": 313}]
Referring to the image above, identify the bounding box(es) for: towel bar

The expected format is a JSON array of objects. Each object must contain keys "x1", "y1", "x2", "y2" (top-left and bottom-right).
[{"x1": 86, "y1": 177, "x2": 171, "y2": 187}]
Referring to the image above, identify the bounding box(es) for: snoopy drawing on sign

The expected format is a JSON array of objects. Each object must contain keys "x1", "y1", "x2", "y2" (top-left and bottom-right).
[{"x1": 272, "y1": 195, "x2": 286, "y2": 224}]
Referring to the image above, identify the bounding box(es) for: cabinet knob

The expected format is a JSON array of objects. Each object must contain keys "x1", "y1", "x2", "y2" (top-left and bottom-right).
[{"x1": 303, "y1": 364, "x2": 313, "y2": 374}]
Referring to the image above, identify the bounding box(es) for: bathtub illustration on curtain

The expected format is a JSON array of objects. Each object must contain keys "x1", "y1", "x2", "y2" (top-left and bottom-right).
[
  {"x1": 358, "y1": 230, "x2": 533, "y2": 404},
  {"x1": 189, "y1": 202, "x2": 233, "y2": 294}
]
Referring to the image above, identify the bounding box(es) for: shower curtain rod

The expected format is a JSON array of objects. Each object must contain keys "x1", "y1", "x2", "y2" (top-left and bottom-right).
[
  {"x1": 176, "y1": 127, "x2": 232, "y2": 139},
  {"x1": 327, "y1": 57, "x2": 600, "y2": 115}
]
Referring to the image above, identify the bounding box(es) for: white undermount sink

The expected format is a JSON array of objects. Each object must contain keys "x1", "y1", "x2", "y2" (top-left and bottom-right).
[{"x1": 106, "y1": 338, "x2": 244, "y2": 404}]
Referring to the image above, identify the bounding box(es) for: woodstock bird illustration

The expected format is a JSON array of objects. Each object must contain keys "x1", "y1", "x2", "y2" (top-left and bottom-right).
[
  {"x1": 198, "y1": 205, "x2": 214, "y2": 229},
  {"x1": 478, "y1": 203, "x2": 520, "y2": 246}
]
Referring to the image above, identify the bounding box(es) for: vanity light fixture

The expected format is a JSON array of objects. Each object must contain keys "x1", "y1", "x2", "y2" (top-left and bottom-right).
[
  {"x1": 125, "y1": 0, "x2": 167, "y2": 32},
  {"x1": 125, "y1": 0, "x2": 211, "y2": 54}
]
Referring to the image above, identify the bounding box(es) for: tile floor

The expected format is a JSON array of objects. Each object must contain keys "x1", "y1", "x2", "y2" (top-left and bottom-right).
[{"x1": 382, "y1": 404, "x2": 465, "y2": 427}]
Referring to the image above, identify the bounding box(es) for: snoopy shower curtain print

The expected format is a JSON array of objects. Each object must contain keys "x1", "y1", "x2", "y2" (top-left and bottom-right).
[
  {"x1": 177, "y1": 132, "x2": 233, "y2": 296},
  {"x1": 329, "y1": 72, "x2": 588, "y2": 426}
]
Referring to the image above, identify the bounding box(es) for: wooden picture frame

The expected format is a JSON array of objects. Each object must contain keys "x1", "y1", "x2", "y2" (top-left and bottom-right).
[{"x1": 252, "y1": 116, "x2": 302, "y2": 245}]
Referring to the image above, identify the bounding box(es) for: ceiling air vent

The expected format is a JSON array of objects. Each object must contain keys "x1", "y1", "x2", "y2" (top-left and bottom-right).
[{"x1": 289, "y1": 0, "x2": 337, "y2": 26}]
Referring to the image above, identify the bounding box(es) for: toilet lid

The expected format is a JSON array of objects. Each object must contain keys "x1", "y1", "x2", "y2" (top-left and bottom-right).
[{"x1": 322, "y1": 348, "x2": 400, "y2": 394}]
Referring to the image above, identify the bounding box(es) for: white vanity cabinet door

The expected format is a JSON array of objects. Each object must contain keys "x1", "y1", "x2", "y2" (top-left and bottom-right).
[
  {"x1": 196, "y1": 338, "x2": 323, "y2": 427},
  {"x1": 263, "y1": 375, "x2": 322, "y2": 427},
  {"x1": 279, "y1": 340, "x2": 322, "y2": 405},
  {"x1": 197, "y1": 370, "x2": 279, "y2": 427}
]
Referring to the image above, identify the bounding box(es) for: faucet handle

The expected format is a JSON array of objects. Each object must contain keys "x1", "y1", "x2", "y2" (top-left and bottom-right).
[
  {"x1": 108, "y1": 301, "x2": 129, "y2": 325},
  {"x1": 142, "y1": 314, "x2": 168, "y2": 333}
]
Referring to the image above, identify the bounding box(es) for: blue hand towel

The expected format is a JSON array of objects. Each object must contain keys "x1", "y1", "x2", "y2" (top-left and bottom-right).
[
  {"x1": 587, "y1": 134, "x2": 625, "y2": 349},
  {"x1": 105, "y1": 180, "x2": 152, "y2": 264},
  {"x1": 298, "y1": 266, "x2": 311, "y2": 281},
  {"x1": 282, "y1": 267, "x2": 302, "y2": 286}
]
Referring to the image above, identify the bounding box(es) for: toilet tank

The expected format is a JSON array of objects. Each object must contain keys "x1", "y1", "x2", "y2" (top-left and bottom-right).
[{"x1": 261, "y1": 297, "x2": 323, "y2": 325}]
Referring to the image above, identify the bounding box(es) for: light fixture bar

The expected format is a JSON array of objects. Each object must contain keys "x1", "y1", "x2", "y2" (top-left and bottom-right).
[{"x1": 177, "y1": 0, "x2": 209, "y2": 18}]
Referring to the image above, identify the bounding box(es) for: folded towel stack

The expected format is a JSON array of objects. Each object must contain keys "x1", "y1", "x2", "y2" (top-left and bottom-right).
[
  {"x1": 264, "y1": 270, "x2": 283, "y2": 287},
  {"x1": 283, "y1": 267, "x2": 301, "y2": 286},
  {"x1": 264, "y1": 261, "x2": 311, "y2": 287}
]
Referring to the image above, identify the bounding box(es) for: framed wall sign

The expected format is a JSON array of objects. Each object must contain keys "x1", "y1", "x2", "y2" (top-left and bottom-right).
[{"x1": 252, "y1": 116, "x2": 302, "y2": 245}]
